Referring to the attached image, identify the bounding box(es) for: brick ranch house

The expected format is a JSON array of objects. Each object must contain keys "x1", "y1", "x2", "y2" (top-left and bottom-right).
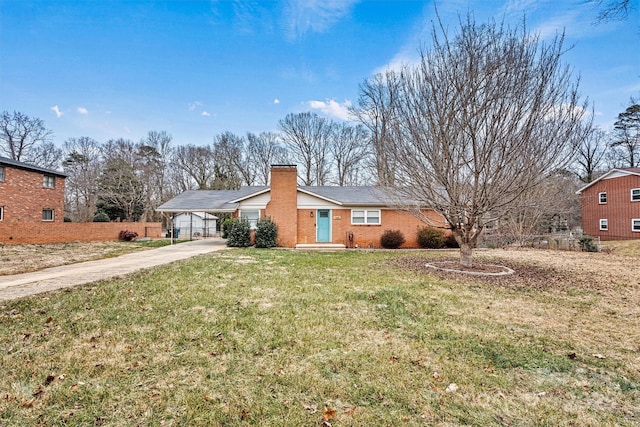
[
  {"x1": 157, "y1": 165, "x2": 446, "y2": 248},
  {"x1": 0, "y1": 156, "x2": 162, "y2": 244},
  {"x1": 576, "y1": 167, "x2": 640, "y2": 240}
]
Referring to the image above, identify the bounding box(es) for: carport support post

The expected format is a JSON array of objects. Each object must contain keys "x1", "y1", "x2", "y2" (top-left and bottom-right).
[{"x1": 171, "y1": 214, "x2": 175, "y2": 245}]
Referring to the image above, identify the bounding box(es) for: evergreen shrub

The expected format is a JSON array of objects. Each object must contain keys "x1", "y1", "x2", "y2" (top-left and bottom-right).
[{"x1": 255, "y1": 217, "x2": 278, "y2": 248}]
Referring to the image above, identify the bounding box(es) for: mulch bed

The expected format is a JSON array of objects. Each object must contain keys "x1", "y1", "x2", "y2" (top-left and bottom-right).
[{"x1": 391, "y1": 256, "x2": 575, "y2": 291}]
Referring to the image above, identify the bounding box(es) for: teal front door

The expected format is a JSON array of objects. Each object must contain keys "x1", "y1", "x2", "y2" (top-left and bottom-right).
[{"x1": 316, "y1": 209, "x2": 331, "y2": 242}]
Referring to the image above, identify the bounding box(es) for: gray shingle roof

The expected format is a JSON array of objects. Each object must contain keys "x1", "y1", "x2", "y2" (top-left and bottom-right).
[
  {"x1": 157, "y1": 185, "x2": 422, "y2": 212},
  {"x1": 0, "y1": 156, "x2": 67, "y2": 177},
  {"x1": 156, "y1": 187, "x2": 268, "y2": 212}
]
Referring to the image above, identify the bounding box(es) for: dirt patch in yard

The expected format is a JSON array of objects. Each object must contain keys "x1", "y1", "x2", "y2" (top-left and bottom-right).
[{"x1": 0, "y1": 241, "x2": 154, "y2": 276}]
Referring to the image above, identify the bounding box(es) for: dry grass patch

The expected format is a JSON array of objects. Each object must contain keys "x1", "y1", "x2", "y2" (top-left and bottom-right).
[
  {"x1": 0, "y1": 249, "x2": 638, "y2": 426},
  {"x1": 0, "y1": 240, "x2": 176, "y2": 276}
]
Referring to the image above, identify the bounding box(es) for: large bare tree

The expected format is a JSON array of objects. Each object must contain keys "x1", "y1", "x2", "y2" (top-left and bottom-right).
[
  {"x1": 384, "y1": 16, "x2": 589, "y2": 266},
  {"x1": 246, "y1": 131, "x2": 288, "y2": 185},
  {"x1": 0, "y1": 111, "x2": 60, "y2": 168},
  {"x1": 328, "y1": 122, "x2": 371, "y2": 186},
  {"x1": 278, "y1": 112, "x2": 332, "y2": 185},
  {"x1": 573, "y1": 127, "x2": 608, "y2": 183},
  {"x1": 351, "y1": 72, "x2": 400, "y2": 186},
  {"x1": 62, "y1": 137, "x2": 103, "y2": 221}
]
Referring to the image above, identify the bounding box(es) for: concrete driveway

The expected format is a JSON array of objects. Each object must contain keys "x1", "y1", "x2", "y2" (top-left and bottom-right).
[{"x1": 0, "y1": 239, "x2": 228, "y2": 301}]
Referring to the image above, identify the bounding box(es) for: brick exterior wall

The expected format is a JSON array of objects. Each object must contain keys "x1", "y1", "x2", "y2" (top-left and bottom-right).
[
  {"x1": 0, "y1": 165, "x2": 65, "y2": 223},
  {"x1": 297, "y1": 207, "x2": 446, "y2": 248},
  {"x1": 264, "y1": 166, "x2": 298, "y2": 247},
  {"x1": 580, "y1": 174, "x2": 640, "y2": 240},
  {"x1": 0, "y1": 222, "x2": 162, "y2": 245}
]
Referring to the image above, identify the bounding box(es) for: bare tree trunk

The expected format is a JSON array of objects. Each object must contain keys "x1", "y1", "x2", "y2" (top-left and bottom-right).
[{"x1": 459, "y1": 242, "x2": 473, "y2": 268}]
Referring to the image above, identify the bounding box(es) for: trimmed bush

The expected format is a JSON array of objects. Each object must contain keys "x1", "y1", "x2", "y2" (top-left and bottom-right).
[
  {"x1": 417, "y1": 226, "x2": 445, "y2": 249},
  {"x1": 93, "y1": 212, "x2": 110, "y2": 222},
  {"x1": 255, "y1": 217, "x2": 278, "y2": 248},
  {"x1": 119, "y1": 230, "x2": 139, "y2": 241},
  {"x1": 380, "y1": 229, "x2": 405, "y2": 249},
  {"x1": 227, "y1": 218, "x2": 252, "y2": 247},
  {"x1": 221, "y1": 218, "x2": 233, "y2": 239}
]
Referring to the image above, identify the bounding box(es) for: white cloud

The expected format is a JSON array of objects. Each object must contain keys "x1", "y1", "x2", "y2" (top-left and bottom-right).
[
  {"x1": 308, "y1": 98, "x2": 353, "y2": 121},
  {"x1": 201, "y1": 111, "x2": 211, "y2": 117},
  {"x1": 77, "y1": 107, "x2": 88, "y2": 115},
  {"x1": 188, "y1": 101, "x2": 203, "y2": 111},
  {"x1": 51, "y1": 105, "x2": 63, "y2": 118},
  {"x1": 283, "y1": 0, "x2": 359, "y2": 39},
  {"x1": 274, "y1": 98, "x2": 280, "y2": 104}
]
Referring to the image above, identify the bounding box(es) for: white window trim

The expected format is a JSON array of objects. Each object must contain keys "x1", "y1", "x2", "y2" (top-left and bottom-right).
[
  {"x1": 632, "y1": 219, "x2": 640, "y2": 232},
  {"x1": 351, "y1": 209, "x2": 381, "y2": 225},
  {"x1": 239, "y1": 209, "x2": 260, "y2": 230},
  {"x1": 0, "y1": 166, "x2": 5, "y2": 181},
  {"x1": 598, "y1": 192, "x2": 607, "y2": 204},
  {"x1": 631, "y1": 188, "x2": 640, "y2": 202},
  {"x1": 0, "y1": 206, "x2": 3, "y2": 221},
  {"x1": 599, "y1": 218, "x2": 608, "y2": 231},
  {"x1": 42, "y1": 208, "x2": 54, "y2": 222},
  {"x1": 43, "y1": 174, "x2": 55, "y2": 189}
]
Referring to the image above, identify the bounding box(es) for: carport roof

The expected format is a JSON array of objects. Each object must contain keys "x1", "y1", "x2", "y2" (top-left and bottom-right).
[{"x1": 156, "y1": 187, "x2": 268, "y2": 213}]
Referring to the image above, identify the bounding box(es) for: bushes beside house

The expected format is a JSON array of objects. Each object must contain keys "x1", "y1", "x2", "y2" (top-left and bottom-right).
[
  {"x1": 226, "y1": 218, "x2": 252, "y2": 247},
  {"x1": 380, "y1": 229, "x2": 406, "y2": 249},
  {"x1": 255, "y1": 217, "x2": 278, "y2": 248},
  {"x1": 417, "y1": 226, "x2": 460, "y2": 249}
]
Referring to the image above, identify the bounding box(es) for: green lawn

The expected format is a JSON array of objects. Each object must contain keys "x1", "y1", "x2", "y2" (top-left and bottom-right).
[{"x1": 1, "y1": 249, "x2": 638, "y2": 426}]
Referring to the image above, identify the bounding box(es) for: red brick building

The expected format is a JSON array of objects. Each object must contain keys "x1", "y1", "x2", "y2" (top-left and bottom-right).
[
  {"x1": 576, "y1": 168, "x2": 640, "y2": 240},
  {"x1": 158, "y1": 165, "x2": 447, "y2": 248},
  {"x1": 0, "y1": 156, "x2": 66, "y2": 224}
]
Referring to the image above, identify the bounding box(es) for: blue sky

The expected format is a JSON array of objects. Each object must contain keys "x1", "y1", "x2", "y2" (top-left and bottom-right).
[{"x1": 1, "y1": 0, "x2": 638, "y2": 148}]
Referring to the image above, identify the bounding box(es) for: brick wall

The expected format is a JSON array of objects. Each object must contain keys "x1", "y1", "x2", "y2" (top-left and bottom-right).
[
  {"x1": 297, "y1": 208, "x2": 447, "y2": 248},
  {"x1": 581, "y1": 175, "x2": 640, "y2": 240},
  {"x1": 0, "y1": 165, "x2": 65, "y2": 222},
  {"x1": 264, "y1": 166, "x2": 298, "y2": 247},
  {"x1": 0, "y1": 222, "x2": 162, "y2": 245}
]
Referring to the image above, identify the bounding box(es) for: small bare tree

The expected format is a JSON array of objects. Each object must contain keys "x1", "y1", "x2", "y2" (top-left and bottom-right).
[{"x1": 385, "y1": 16, "x2": 589, "y2": 266}]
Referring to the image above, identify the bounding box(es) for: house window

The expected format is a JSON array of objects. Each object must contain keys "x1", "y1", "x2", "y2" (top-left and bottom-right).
[
  {"x1": 0, "y1": 206, "x2": 3, "y2": 221},
  {"x1": 632, "y1": 188, "x2": 640, "y2": 202},
  {"x1": 599, "y1": 219, "x2": 608, "y2": 231},
  {"x1": 42, "y1": 209, "x2": 54, "y2": 221},
  {"x1": 599, "y1": 192, "x2": 607, "y2": 204},
  {"x1": 0, "y1": 166, "x2": 5, "y2": 181},
  {"x1": 43, "y1": 175, "x2": 55, "y2": 188},
  {"x1": 633, "y1": 219, "x2": 640, "y2": 232},
  {"x1": 240, "y1": 210, "x2": 259, "y2": 229},
  {"x1": 351, "y1": 209, "x2": 381, "y2": 225}
]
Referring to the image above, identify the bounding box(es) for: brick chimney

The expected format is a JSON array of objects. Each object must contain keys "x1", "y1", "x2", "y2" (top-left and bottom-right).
[{"x1": 264, "y1": 165, "x2": 298, "y2": 247}]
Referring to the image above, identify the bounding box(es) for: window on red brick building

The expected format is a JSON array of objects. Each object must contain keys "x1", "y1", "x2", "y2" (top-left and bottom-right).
[
  {"x1": 42, "y1": 209, "x2": 54, "y2": 221},
  {"x1": 43, "y1": 174, "x2": 55, "y2": 188},
  {"x1": 633, "y1": 219, "x2": 640, "y2": 232},
  {"x1": 632, "y1": 188, "x2": 640, "y2": 202},
  {"x1": 0, "y1": 166, "x2": 5, "y2": 181},
  {"x1": 0, "y1": 206, "x2": 3, "y2": 221},
  {"x1": 351, "y1": 209, "x2": 381, "y2": 225},
  {"x1": 599, "y1": 219, "x2": 608, "y2": 231}
]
